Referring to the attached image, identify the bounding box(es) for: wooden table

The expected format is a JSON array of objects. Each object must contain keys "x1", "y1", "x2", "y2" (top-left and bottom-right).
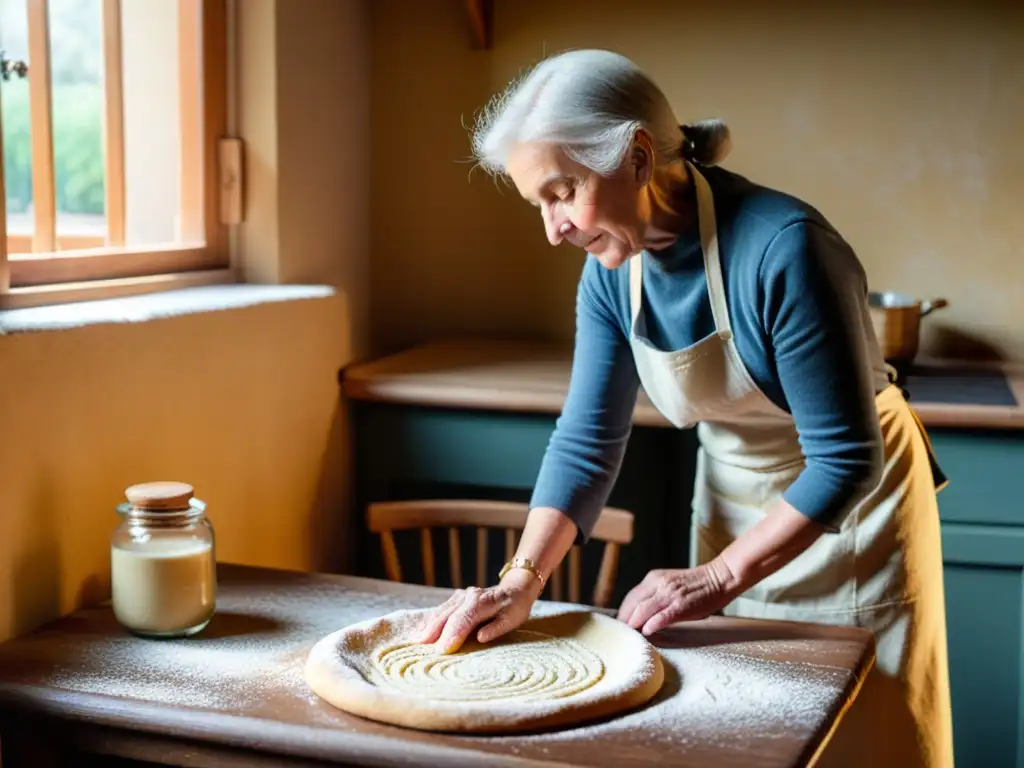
[{"x1": 0, "y1": 564, "x2": 874, "y2": 768}]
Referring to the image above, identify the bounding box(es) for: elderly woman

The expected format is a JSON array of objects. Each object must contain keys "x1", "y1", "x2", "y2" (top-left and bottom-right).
[{"x1": 421, "y1": 49, "x2": 953, "y2": 767}]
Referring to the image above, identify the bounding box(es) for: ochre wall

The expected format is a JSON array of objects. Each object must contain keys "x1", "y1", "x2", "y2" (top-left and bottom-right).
[
  {"x1": 0, "y1": 298, "x2": 348, "y2": 641},
  {"x1": 370, "y1": 0, "x2": 1024, "y2": 360}
]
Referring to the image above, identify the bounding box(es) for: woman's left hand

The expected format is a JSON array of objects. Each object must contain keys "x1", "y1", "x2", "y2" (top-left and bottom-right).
[{"x1": 616, "y1": 559, "x2": 737, "y2": 636}]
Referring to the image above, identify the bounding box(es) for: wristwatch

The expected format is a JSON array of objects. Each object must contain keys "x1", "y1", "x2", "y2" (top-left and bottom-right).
[{"x1": 498, "y1": 556, "x2": 546, "y2": 587}]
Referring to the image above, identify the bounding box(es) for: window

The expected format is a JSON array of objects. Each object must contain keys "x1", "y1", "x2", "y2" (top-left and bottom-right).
[{"x1": 0, "y1": 0, "x2": 232, "y2": 309}]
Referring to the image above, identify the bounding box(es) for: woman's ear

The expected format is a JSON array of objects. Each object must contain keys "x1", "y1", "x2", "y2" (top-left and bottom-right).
[{"x1": 631, "y1": 133, "x2": 655, "y2": 186}]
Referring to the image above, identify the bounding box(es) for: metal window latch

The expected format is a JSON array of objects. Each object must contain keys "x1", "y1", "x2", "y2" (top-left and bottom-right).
[
  {"x1": 218, "y1": 137, "x2": 245, "y2": 226},
  {"x1": 0, "y1": 51, "x2": 28, "y2": 81}
]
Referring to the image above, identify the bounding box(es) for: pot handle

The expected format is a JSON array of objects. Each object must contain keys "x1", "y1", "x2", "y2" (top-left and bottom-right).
[{"x1": 920, "y1": 298, "x2": 948, "y2": 316}]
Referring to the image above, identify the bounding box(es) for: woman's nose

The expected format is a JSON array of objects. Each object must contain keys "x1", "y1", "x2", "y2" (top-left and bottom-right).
[{"x1": 544, "y1": 206, "x2": 573, "y2": 245}]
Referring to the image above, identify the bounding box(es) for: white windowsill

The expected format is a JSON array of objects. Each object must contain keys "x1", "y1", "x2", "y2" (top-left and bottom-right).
[{"x1": 0, "y1": 283, "x2": 336, "y2": 335}]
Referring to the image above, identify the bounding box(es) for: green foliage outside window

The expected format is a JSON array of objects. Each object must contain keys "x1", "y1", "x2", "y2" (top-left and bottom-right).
[
  {"x1": 2, "y1": 82, "x2": 105, "y2": 215},
  {"x1": 2, "y1": 0, "x2": 106, "y2": 218}
]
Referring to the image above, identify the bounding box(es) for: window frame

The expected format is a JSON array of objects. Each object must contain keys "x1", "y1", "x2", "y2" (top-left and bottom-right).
[{"x1": 0, "y1": 0, "x2": 231, "y2": 310}]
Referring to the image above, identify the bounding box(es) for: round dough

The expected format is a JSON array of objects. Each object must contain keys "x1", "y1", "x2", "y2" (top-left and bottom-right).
[{"x1": 304, "y1": 608, "x2": 664, "y2": 733}]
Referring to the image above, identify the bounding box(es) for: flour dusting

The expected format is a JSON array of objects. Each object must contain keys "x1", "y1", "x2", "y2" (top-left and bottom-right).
[
  {"x1": 31, "y1": 575, "x2": 854, "y2": 762},
  {"x1": 43, "y1": 579, "x2": 441, "y2": 714},
  {"x1": 471, "y1": 644, "x2": 848, "y2": 754}
]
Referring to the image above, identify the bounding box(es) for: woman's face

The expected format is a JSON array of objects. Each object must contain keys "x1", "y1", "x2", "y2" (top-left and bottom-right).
[{"x1": 504, "y1": 140, "x2": 651, "y2": 270}]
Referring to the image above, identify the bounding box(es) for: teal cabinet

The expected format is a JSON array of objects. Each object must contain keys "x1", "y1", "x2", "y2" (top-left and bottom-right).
[
  {"x1": 932, "y1": 431, "x2": 1024, "y2": 768},
  {"x1": 349, "y1": 404, "x2": 1024, "y2": 767}
]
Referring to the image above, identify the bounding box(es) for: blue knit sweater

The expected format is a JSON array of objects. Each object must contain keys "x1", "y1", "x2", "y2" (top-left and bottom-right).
[{"x1": 529, "y1": 165, "x2": 891, "y2": 541}]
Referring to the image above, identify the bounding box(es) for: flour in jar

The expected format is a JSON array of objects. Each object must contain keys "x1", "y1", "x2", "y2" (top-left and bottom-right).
[{"x1": 111, "y1": 538, "x2": 216, "y2": 635}]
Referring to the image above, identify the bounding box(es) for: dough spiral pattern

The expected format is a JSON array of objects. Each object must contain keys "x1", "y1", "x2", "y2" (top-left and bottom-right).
[{"x1": 370, "y1": 630, "x2": 605, "y2": 702}]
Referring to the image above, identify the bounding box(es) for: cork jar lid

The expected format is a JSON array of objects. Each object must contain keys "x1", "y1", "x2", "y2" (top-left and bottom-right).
[{"x1": 124, "y1": 481, "x2": 195, "y2": 510}]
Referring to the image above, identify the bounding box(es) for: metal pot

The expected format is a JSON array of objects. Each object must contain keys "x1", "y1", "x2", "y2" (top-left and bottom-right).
[{"x1": 868, "y1": 291, "x2": 948, "y2": 365}]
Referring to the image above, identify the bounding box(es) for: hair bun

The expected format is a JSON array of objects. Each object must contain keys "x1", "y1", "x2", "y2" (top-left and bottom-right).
[{"x1": 680, "y1": 119, "x2": 732, "y2": 166}]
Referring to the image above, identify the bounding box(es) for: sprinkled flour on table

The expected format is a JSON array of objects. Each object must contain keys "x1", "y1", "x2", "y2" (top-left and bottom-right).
[
  {"x1": 470, "y1": 646, "x2": 847, "y2": 753},
  {"x1": 42, "y1": 580, "x2": 443, "y2": 715},
  {"x1": 24, "y1": 575, "x2": 853, "y2": 761}
]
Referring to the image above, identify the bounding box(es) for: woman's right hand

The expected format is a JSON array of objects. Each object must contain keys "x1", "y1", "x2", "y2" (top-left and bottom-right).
[{"x1": 419, "y1": 569, "x2": 544, "y2": 654}]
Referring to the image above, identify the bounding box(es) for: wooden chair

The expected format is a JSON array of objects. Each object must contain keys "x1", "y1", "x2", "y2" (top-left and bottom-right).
[{"x1": 366, "y1": 499, "x2": 634, "y2": 608}]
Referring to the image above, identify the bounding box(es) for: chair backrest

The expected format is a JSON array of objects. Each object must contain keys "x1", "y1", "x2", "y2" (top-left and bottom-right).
[{"x1": 366, "y1": 499, "x2": 634, "y2": 608}]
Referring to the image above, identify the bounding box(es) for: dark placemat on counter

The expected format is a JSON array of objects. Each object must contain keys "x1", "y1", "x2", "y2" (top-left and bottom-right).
[{"x1": 903, "y1": 365, "x2": 1017, "y2": 407}]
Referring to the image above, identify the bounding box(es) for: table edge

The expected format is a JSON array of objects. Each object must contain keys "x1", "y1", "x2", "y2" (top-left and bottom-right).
[
  {"x1": 799, "y1": 640, "x2": 877, "y2": 766},
  {"x1": 0, "y1": 685, "x2": 564, "y2": 768}
]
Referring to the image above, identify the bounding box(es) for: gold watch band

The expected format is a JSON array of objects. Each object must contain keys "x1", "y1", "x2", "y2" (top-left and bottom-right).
[{"x1": 498, "y1": 556, "x2": 546, "y2": 587}]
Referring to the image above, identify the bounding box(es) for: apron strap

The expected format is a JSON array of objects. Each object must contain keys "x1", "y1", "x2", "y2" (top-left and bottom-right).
[
  {"x1": 687, "y1": 162, "x2": 732, "y2": 336},
  {"x1": 631, "y1": 164, "x2": 728, "y2": 336},
  {"x1": 629, "y1": 252, "x2": 643, "y2": 328}
]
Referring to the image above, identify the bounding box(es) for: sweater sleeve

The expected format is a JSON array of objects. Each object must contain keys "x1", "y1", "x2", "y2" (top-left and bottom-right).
[
  {"x1": 529, "y1": 257, "x2": 640, "y2": 543},
  {"x1": 761, "y1": 221, "x2": 885, "y2": 531}
]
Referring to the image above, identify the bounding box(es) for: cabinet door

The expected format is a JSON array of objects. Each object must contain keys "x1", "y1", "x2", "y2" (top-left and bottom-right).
[
  {"x1": 931, "y1": 431, "x2": 1024, "y2": 526},
  {"x1": 942, "y1": 523, "x2": 1024, "y2": 767}
]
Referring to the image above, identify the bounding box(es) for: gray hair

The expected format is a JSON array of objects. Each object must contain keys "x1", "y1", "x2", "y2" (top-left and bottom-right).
[{"x1": 471, "y1": 49, "x2": 731, "y2": 178}]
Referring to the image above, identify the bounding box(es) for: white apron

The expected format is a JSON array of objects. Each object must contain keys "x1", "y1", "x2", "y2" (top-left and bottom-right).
[{"x1": 628, "y1": 161, "x2": 954, "y2": 767}]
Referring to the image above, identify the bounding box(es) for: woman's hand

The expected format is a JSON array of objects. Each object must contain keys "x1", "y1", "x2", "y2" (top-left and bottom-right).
[
  {"x1": 419, "y1": 505, "x2": 577, "y2": 654},
  {"x1": 419, "y1": 569, "x2": 544, "y2": 653},
  {"x1": 616, "y1": 558, "x2": 736, "y2": 636},
  {"x1": 618, "y1": 502, "x2": 826, "y2": 636}
]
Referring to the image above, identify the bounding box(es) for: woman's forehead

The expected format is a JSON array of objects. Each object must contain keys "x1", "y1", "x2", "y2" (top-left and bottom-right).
[{"x1": 505, "y1": 142, "x2": 577, "y2": 201}]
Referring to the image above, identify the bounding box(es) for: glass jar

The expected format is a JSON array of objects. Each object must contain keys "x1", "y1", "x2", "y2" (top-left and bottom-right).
[{"x1": 110, "y1": 481, "x2": 216, "y2": 638}]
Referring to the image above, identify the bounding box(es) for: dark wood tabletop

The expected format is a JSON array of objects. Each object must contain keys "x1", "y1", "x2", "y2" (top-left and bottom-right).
[{"x1": 0, "y1": 564, "x2": 874, "y2": 768}]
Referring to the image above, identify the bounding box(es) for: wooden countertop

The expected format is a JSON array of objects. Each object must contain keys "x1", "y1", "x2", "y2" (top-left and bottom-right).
[
  {"x1": 341, "y1": 338, "x2": 1024, "y2": 430},
  {"x1": 0, "y1": 564, "x2": 874, "y2": 768}
]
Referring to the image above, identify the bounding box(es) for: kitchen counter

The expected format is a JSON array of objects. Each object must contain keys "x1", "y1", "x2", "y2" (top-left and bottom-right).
[
  {"x1": 341, "y1": 338, "x2": 1024, "y2": 431},
  {"x1": 0, "y1": 564, "x2": 874, "y2": 768}
]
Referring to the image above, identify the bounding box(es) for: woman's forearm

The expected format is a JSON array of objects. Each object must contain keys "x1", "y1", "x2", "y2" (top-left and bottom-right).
[
  {"x1": 506, "y1": 501, "x2": 823, "y2": 605},
  {"x1": 506, "y1": 506, "x2": 578, "y2": 585},
  {"x1": 712, "y1": 500, "x2": 826, "y2": 596}
]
